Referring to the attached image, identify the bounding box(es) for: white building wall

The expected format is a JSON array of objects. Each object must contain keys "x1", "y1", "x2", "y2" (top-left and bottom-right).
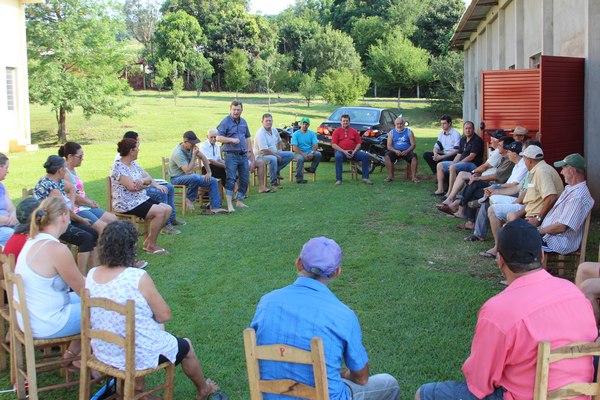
[
  {"x1": 523, "y1": 0, "x2": 542, "y2": 62},
  {"x1": 504, "y1": 1, "x2": 516, "y2": 68},
  {"x1": 554, "y1": 0, "x2": 586, "y2": 57}
]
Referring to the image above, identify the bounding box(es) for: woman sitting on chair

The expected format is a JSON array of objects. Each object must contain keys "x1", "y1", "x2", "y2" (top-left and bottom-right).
[
  {"x1": 86, "y1": 220, "x2": 219, "y2": 399},
  {"x1": 14, "y1": 197, "x2": 84, "y2": 361},
  {"x1": 0, "y1": 153, "x2": 17, "y2": 251},
  {"x1": 59, "y1": 141, "x2": 118, "y2": 235},
  {"x1": 110, "y1": 138, "x2": 171, "y2": 255},
  {"x1": 34, "y1": 155, "x2": 98, "y2": 273}
]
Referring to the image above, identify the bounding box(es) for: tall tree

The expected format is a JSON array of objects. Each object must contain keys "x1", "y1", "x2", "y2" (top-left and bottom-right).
[
  {"x1": 253, "y1": 49, "x2": 288, "y2": 111},
  {"x1": 367, "y1": 32, "x2": 431, "y2": 109},
  {"x1": 350, "y1": 16, "x2": 387, "y2": 60},
  {"x1": 429, "y1": 51, "x2": 464, "y2": 113},
  {"x1": 274, "y1": 9, "x2": 321, "y2": 71},
  {"x1": 411, "y1": 0, "x2": 465, "y2": 57},
  {"x1": 224, "y1": 49, "x2": 250, "y2": 97},
  {"x1": 299, "y1": 69, "x2": 319, "y2": 107},
  {"x1": 302, "y1": 26, "x2": 362, "y2": 77},
  {"x1": 26, "y1": 0, "x2": 131, "y2": 142}
]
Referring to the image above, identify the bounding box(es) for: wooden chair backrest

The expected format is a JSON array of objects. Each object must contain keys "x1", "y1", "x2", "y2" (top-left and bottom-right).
[
  {"x1": 0, "y1": 253, "x2": 14, "y2": 283},
  {"x1": 243, "y1": 328, "x2": 329, "y2": 400},
  {"x1": 3, "y1": 265, "x2": 36, "y2": 349},
  {"x1": 534, "y1": 341, "x2": 600, "y2": 400},
  {"x1": 161, "y1": 157, "x2": 169, "y2": 180},
  {"x1": 21, "y1": 188, "x2": 33, "y2": 200},
  {"x1": 578, "y1": 211, "x2": 592, "y2": 264},
  {"x1": 105, "y1": 177, "x2": 114, "y2": 213}
]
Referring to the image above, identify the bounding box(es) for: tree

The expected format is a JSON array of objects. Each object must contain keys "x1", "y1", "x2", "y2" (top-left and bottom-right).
[
  {"x1": 253, "y1": 49, "x2": 287, "y2": 111},
  {"x1": 302, "y1": 26, "x2": 362, "y2": 77},
  {"x1": 411, "y1": 0, "x2": 465, "y2": 57},
  {"x1": 274, "y1": 9, "x2": 321, "y2": 70},
  {"x1": 319, "y1": 68, "x2": 370, "y2": 105},
  {"x1": 171, "y1": 77, "x2": 184, "y2": 105},
  {"x1": 188, "y1": 52, "x2": 214, "y2": 96},
  {"x1": 429, "y1": 51, "x2": 464, "y2": 114},
  {"x1": 224, "y1": 49, "x2": 250, "y2": 96},
  {"x1": 367, "y1": 32, "x2": 431, "y2": 109},
  {"x1": 26, "y1": 0, "x2": 131, "y2": 142},
  {"x1": 350, "y1": 16, "x2": 388, "y2": 60},
  {"x1": 299, "y1": 69, "x2": 319, "y2": 107}
]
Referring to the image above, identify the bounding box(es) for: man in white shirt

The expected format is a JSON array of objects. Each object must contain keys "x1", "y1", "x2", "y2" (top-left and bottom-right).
[
  {"x1": 199, "y1": 129, "x2": 226, "y2": 181},
  {"x1": 254, "y1": 113, "x2": 294, "y2": 189},
  {"x1": 422, "y1": 114, "x2": 461, "y2": 174}
]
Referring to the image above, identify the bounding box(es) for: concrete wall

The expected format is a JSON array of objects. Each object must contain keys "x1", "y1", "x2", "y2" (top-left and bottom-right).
[{"x1": 0, "y1": 0, "x2": 33, "y2": 153}]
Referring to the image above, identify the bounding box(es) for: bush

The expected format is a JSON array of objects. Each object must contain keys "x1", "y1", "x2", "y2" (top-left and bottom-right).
[
  {"x1": 319, "y1": 68, "x2": 370, "y2": 105},
  {"x1": 429, "y1": 51, "x2": 464, "y2": 114}
]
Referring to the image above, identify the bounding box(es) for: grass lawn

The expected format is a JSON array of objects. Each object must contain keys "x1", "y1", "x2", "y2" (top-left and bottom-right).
[{"x1": 1, "y1": 91, "x2": 598, "y2": 399}]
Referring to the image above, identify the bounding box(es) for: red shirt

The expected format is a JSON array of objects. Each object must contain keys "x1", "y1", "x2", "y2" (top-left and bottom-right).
[
  {"x1": 3, "y1": 233, "x2": 28, "y2": 262},
  {"x1": 332, "y1": 127, "x2": 361, "y2": 151}
]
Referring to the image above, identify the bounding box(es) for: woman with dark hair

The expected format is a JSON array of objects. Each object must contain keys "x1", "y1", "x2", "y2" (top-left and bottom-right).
[
  {"x1": 34, "y1": 154, "x2": 98, "y2": 273},
  {"x1": 14, "y1": 197, "x2": 84, "y2": 360},
  {"x1": 59, "y1": 142, "x2": 118, "y2": 235},
  {"x1": 0, "y1": 153, "x2": 17, "y2": 251},
  {"x1": 110, "y1": 139, "x2": 171, "y2": 255},
  {"x1": 86, "y1": 220, "x2": 219, "y2": 399},
  {"x1": 2, "y1": 197, "x2": 39, "y2": 261}
]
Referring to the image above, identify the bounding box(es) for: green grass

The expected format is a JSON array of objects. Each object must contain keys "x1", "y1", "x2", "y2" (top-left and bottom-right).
[{"x1": 1, "y1": 91, "x2": 597, "y2": 399}]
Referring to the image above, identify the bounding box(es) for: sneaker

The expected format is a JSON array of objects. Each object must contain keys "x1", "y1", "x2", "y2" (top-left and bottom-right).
[
  {"x1": 305, "y1": 167, "x2": 316, "y2": 173},
  {"x1": 134, "y1": 260, "x2": 149, "y2": 269},
  {"x1": 161, "y1": 224, "x2": 181, "y2": 235},
  {"x1": 362, "y1": 178, "x2": 373, "y2": 185},
  {"x1": 335, "y1": 180, "x2": 342, "y2": 185},
  {"x1": 296, "y1": 179, "x2": 308, "y2": 184},
  {"x1": 172, "y1": 219, "x2": 186, "y2": 226}
]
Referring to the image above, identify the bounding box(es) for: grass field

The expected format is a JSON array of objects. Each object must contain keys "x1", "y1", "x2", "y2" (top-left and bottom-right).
[{"x1": 1, "y1": 91, "x2": 598, "y2": 399}]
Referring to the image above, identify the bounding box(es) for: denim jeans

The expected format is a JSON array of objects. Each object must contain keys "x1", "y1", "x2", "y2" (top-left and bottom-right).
[
  {"x1": 451, "y1": 161, "x2": 478, "y2": 174},
  {"x1": 147, "y1": 183, "x2": 176, "y2": 224},
  {"x1": 343, "y1": 373, "x2": 401, "y2": 400},
  {"x1": 295, "y1": 151, "x2": 322, "y2": 179},
  {"x1": 258, "y1": 151, "x2": 294, "y2": 185},
  {"x1": 0, "y1": 226, "x2": 15, "y2": 247},
  {"x1": 171, "y1": 174, "x2": 222, "y2": 209},
  {"x1": 418, "y1": 381, "x2": 505, "y2": 400},
  {"x1": 224, "y1": 152, "x2": 249, "y2": 201},
  {"x1": 335, "y1": 150, "x2": 370, "y2": 180}
]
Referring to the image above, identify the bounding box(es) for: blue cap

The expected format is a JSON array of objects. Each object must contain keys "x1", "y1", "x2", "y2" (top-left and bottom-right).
[{"x1": 300, "y1": 237, "x2": 342, "y2": 278}]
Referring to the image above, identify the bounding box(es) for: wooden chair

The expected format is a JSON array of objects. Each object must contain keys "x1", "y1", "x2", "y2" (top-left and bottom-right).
[
  {"x1": 0, "y1": 253, "x2": 15, "y2": 383},
  {"x1": 344, "y1": 160, "x2": 358, "y2": 180},
  {"x1": 243, "y1": 328, "x2": 329, "y2": 400},
  {"x1": 161, "y1": 157, "x2": 187, "y2": 216},
  {"x1": 79, "y1": 288, "x2": 175, "y2": 400},
  {"x1": 545, "y1": 211, "x2": 592, "y2": 281},
  {"x1": 534, "y1": 340, "x2": 600, "y2": 400},
  {"x1": 21, "y1": 188, "x2": 33, "y2": 200},
  {"x1": 105, "y1": 177, "x2": 150, "y2": 238},
  {"x1": 288, "y1": 158, "x2": 317, "y2": 183},
  {"x1": 3, "y1": 264, "x2": 80, "y2": 400}
]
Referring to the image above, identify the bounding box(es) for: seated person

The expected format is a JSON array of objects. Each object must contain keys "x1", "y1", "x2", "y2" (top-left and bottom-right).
[
  {"x1": 0, "y1": 153, "x2": 16, "y2": 251},
  {"x1": 60, "y1": 142, "x2": 118, "y2": 235},
  {"x1": 254, "y1": 113, "x2": 294, "y2": 189},
  {"x1": 422, "y1": 115, "x2": 461, "y2": 174},
  {"x1": 199, "y1": 129, "x2": 226, "y2": 181},
  {"x1": 86, "y1": 220, "x2": 220, "y2": 399},
  {"x1": 119, "y1": 131, "x2": 185, "y2": 235},
  {"x1": 511, "y1": 125, "x2": 530, "y2": 142},
  {"x1": 2, "y1": 197, "x2": 39, "y2": 261},
  {"x1": 384, "y1": 116, "x2": 419, "y2": 183},
  {"x1": 291, "y1": 117, "x2": 322, "y2": 184},
  {"x1": 250, "y1": 237, "x2": 400, "y2": 400},
  {"x1": 433, "y1": 121, "x2": 484, "y2": 196},
  {"x1": 110, "y1": 138, "x2": 171, "y2": 255},
  {"x1": 169, "y1": 131, "x2": 225, "y2": 214},
  {"x1": 416, "y1": 219, "x2": 597, "y2": 400},
  {"x1": 14, "y1": 197, "x2": 85, "y2": 365},
  {"x1": 34, "y1": 155, "x2": 98, "y2": 272},
  {"x1": 332, "y1": 114, "x2": 373, "y2": 185},
  {"x1": 576, "y1": 262, "x2": 600, "y2": 324}
]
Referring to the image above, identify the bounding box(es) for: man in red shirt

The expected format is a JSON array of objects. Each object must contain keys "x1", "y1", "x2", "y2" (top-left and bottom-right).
[{"x1": 332, "y1": 114, "x2": 373, "y2": 185}]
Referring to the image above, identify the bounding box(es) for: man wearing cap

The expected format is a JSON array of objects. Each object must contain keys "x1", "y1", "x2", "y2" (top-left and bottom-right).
[
  {"x1": 332, "y1": 114, "x2": 374, "y2": 185},
  {"x1": 481, "y1": 144, "x2": 563, "y2": 258},
  {"x1": 384, "y1": 116, "x2": 418, "y2": 183},
  {"x1": 423, "y1": 114, "x2": 461, "y2": 174},
  {"x1": 416, "y1": 219, "x2": 597, "y2": 400},
  {"x1": 291, "y1": 117, "x2": 321, "y2": 184},
  {"x1": 216, "y1": 100, "x2": 253, "y2": 211},
  {"x1": 250, "y1": 237, "x2": 401, "y2": 400},
  {"x1": 254, "y1": 113, "x2": 294, "y2": 189},
  {"x1": 169, "y1": 131, "x2": 226, "y2": 214}
]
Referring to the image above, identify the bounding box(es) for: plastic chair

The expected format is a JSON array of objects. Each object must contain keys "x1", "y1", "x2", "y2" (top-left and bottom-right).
[
  {"x1": 243, "y1": 327, "x2": 329, "y2": 400},
  {"x1": 161, "y1": 157, "x2": 187, "y2": 216},
  {"x1": 79, "y1": 288, "x2": 175, "y2": 400}
]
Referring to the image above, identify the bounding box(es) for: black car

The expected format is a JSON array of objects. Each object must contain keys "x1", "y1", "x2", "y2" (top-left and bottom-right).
[{"x1": 316, "y1": 107, "x2": 399, "y2": 161}]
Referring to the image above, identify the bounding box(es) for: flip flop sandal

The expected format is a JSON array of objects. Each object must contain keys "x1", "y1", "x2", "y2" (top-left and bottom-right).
[
  {"x1": 464, "y1": 234, "x2": 484, "y2": 241},
  {"x1": 479, "y1": 250, "x2": 496, "y2": 258},
  {"x1": 144, "y1": 247, "x2": 169, "y2": 255}
]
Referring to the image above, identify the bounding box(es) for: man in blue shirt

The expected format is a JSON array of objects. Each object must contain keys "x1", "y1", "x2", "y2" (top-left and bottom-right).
[
  {"x1": 384, "y1": 116, "x2": 419, "y2": 183},
  {"x1": 291, "y1": 117, "x2": 322, "y2": 183},
  {"x1": 216, "y1": 101, "x2": 253, "y2": 212},
  {"x1": 250, "y1": 237, "x2": 401, "y2": 400}
]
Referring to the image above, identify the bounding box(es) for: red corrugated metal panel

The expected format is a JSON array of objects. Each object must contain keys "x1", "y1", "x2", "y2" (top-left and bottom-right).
[{"x1": 539, "y1": 56, "x2": 585, "y2": 166}]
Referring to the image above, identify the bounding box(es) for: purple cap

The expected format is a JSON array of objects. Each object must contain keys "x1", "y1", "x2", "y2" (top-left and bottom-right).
[{"x1": 300, "y1": 237, "x2": 342, "y2": 278}]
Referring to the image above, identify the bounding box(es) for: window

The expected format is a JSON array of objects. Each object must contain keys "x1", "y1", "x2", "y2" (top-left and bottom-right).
[{"x1": 6, "y1": 68, "x2": 16, "y2": 111}]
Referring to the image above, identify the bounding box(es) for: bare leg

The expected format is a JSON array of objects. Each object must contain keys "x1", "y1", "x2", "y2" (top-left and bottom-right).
[
  {"x1": 444, "y1": 171, "x2": 471, "y2": 204},
  {"x1": 446, "y1": 165, "x2": 457, "y2": 196},
  {"x1": 579, "y1": 276, "x2": 600, "y2": 324},
  {"x1": 99, "y1": 212, "x2": 118, "y2": 224},
  {"x1": 410, "y1": 157, "x2": 419, "y2": 181},
  {"x1": 435, "y1": 162, "x2": 445, "y2": 194},
  {"x1": 385, "y1": 155, "x2": 394, "y2": 180},
  {"x1": 91, "y1": 219, "x2": 107, "y2": 236},
  {"x1": 77, "y1": 251, "x2": 91, "y2": 274},
  {"x1": 487, "y1": 205, "x2": 502, "y2": 254},
  {"x1": 180, "y1": 339, "x2": 219, "y2": 400},
  {"x1": 225, "y1": 194, "x2": 235, "y2": 212},
  {"x1": 576, "y1": 262, "x2": 600, "y2": 288},
  {"x1": 143, "y1": 204, "x2": 171, "y2": 251}
]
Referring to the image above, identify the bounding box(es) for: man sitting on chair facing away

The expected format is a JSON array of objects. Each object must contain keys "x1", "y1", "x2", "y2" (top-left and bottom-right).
[
  {"x1": 416, "y1": 218, "x2": 597, "y2": 400},
  {"x1": 250, "y1": 237, "x2": 400, "y2": 400}
]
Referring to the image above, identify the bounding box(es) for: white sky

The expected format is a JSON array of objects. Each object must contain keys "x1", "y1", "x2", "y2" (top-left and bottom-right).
[{"x1": 249, "y1": 0, "x2": 296, "y2": 15}]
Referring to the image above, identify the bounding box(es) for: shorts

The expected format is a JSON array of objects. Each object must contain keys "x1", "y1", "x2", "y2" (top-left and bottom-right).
[
  {"x1": 158, "y1": 337, "x2": 190, "y2": 366},
  {"x1": 418, "y1": 381, "x2": 505, "y2": 400},
  {"x1": 76, "y1": 207, "x2": 105, "y2": 224},
  {"x1": 39, "y1": 292, "x2": 81, "y2": 339},
  {"x1": 124, "y1": 198, "x2": 160, "y2": 219},
  {"x1": 386, "y1": 150, "x2": 416, "y2": 163},
  {"x1": 491, "y1": 203, "x2": 524, "y2": 222}
]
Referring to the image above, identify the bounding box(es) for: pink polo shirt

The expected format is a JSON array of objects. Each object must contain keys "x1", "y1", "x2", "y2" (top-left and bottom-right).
[{"x1": 462, "y1": 269, "x2": 596, "y2": 400}]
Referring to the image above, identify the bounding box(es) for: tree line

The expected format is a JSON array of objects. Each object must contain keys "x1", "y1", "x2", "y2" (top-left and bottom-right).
[{"x1": 25, "y1": 0, "x2": 465, "y2": 141}]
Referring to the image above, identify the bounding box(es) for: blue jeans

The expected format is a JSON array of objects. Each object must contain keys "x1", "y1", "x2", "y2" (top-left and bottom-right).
[
  {"x1": 451, "y1": 161, "x2": 478, "y2": 174},
  {"x1": 171, "y1": 174, "x2": 222, "y2": 209},
  {"x1": 295, "y1": 151, "x2": 322, "y2": 179},
  {"x1": 76, "y1": 207, "x2": 105, "y2": 225},
  {"x1": 335, "y1": 150, "x2": 370, "y2": 180},
  {"x1": 343, "y1": 373, "x2": 401, "y2": 400},
  {"x1": 258, "y1": 151, "x2": 294, "y2": 185},
  {"x1": 224, "y1": 152, "x2": 249, "y2": 201},
  {"x1": 418, "y1": 381, "x2": 505, "y2": 400},
  {"x1": 0, "y1": 226, "x2": 15, "y2": 247},
  {"x1": 147, "y1": 183, "x2": 176, "y2": 224}
]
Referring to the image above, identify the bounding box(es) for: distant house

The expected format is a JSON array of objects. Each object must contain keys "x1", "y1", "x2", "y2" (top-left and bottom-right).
[
  {"x1": 0, "y1": 0, "x2": 41, "y2": 153},
  {"x1": 451, "y1": 0, "x2": 600, "y2": 202}
]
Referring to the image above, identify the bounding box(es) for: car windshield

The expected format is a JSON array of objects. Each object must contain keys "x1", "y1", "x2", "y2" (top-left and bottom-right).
[{"x1": 328, "y1": 108, "x2": 380, "y2": 124}]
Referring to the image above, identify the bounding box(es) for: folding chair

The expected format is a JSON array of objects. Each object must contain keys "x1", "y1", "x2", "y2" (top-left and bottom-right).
[{"x1": 243, "y1": 327, "x2": 329, "y2": 400}]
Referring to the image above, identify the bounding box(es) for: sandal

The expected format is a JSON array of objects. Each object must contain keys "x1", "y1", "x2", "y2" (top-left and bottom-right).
[
  {"x1": 464, "y1": 234, "x2": 484, "y2": 242},
  {"x1": 480, "y1": 250, "x2": 496, "y2": 258},
  {"x1": 143, "y1": 247, "x2": 169, "y2": 255},
  {"x1": 456, "y1": 222, "x2": 474, "y2": 230},
  {"x1": 259, "y1": 189, "x2": 276, "y2": 193}
]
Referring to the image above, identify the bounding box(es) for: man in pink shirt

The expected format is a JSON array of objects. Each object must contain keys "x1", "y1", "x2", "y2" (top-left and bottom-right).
[
  {"x1": 416, "y1": 218, "x2": 597, "y2": 400},
  {"x1": 332, "y1": 114, "x2": 373, "y2": 185}
]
